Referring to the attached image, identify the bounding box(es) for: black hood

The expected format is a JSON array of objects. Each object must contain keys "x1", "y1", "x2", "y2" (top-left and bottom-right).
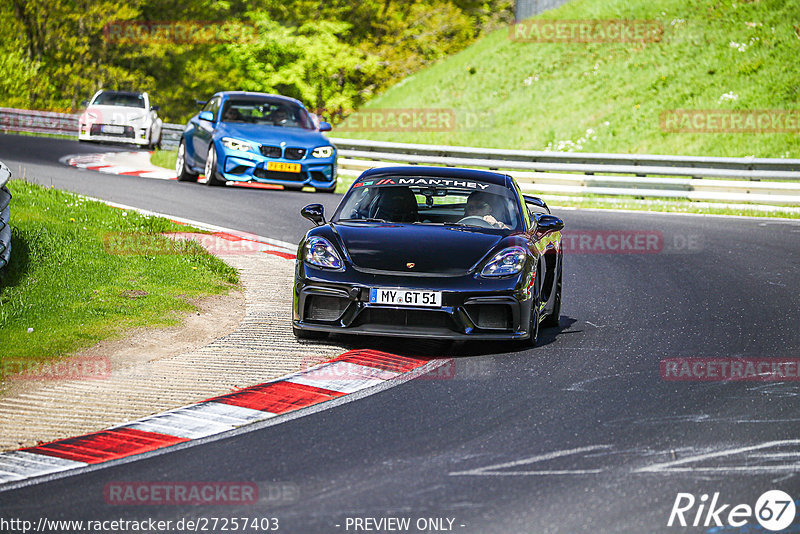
[{"x1": 333, "y1": 223, "x2": 504, "y2": 275}]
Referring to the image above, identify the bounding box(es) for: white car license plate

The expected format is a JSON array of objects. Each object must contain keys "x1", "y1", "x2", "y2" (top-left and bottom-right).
[
  {"x1": 370, "y1": 288, "x2": 442, "y2": 308},
  {"x1": 101, "y1": 125, "x2": 124, "y2": 134}
]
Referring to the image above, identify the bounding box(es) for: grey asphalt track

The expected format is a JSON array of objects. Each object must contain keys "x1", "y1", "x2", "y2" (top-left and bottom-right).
[{"x1": 1, "y1": 133, "x2": 800, "y2": 533}]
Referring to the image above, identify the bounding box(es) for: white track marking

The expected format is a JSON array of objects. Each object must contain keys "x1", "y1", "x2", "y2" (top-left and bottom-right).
[
  {"x1": 120, "y1": 401, "x2": 275, "y2": 439},
  {"x1": 0, "y1": 451, "x2": 87, "y2": 483},
  {"x1": 286, "y1": 361, "x2": 400, "y2": 394},
  {"x1": 449, "y1": 445, "x2": 612, "y2": 476},
  {"x1": 635, "y1": 440, "x2": 800, "y2": 474}
]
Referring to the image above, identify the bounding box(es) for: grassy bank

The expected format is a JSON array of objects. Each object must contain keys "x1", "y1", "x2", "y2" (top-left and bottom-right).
[
  {"x1": 0, "y1": 181, "x2": 238, "y2": 375},
  {"x1": 151, "y1": 148, "x2": 177, "y2": 171},
  {"x1": 334, "y1": 0, "x2": 800, "y2": 158}
]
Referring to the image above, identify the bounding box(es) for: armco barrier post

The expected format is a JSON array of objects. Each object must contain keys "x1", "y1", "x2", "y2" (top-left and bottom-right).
[{"x1": 0, "y1": 161, "x2": 12, "y2": 271}]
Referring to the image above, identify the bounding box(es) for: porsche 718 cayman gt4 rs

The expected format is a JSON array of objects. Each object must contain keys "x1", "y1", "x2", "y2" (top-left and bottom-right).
[{"x1": 292, "y1": 166, "x2": 564, "y2": 346}]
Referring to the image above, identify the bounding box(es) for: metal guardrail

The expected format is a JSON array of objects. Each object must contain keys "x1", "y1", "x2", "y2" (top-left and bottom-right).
[
  {"x1": 1, "y1": 107, "x2": 799, "y2": 205},
  {"x1": 0, "y1": 107, "x2": 184, "y2": 149},
  {"x1": 0, "y1": 107, "x2": 79, "y2": 137},
  {"x1": 329, "y1": 138, "x2": 800, "y2": 175},
  {"x1": 329, "y1": 138, "x2": 800, "y2": 206},
  {"x1": 0, "y1": 161, "x2": 12, "y2": 270},
  {"x1": 160, "y1": 123, "x2": 183, "y2": 149}
]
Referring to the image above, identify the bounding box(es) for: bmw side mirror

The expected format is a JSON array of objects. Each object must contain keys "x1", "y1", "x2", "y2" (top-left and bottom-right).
[
  {"x1": 198, "y1": 111, "x2": 214, "y2": 122},
  {"x1": 301, "y1": 204, "x2": 326, "y2": 226},
  {"x1": 534, "y1": 213, "x2": 564, "y2": 233},
  {"x1": 151, "y1": 105, "x2": 161, "y2": 111},
  {"x1": 318, "y1": 121, "x2": 332, "y2": 132}
]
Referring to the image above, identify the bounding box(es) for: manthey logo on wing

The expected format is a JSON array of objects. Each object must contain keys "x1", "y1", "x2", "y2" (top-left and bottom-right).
[{"x1": 353, "y1": 177, "x2": 491, "y2": 190}]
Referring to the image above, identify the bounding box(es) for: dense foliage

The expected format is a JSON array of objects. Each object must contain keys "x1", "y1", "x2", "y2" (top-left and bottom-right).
[{"x1": 0, "y1": 0, "x2": 513, "y2": 122}]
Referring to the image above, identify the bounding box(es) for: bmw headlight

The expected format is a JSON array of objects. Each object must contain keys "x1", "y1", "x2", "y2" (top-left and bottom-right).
[
  {"x1": 221, "y1": 137, "x2": 255, "y2": 152},
  {"x1": 311, "y1": 145, "x2": 334, "y2": 158},
  {"x1": 480, "y1": 246, "x2": 527, "y2": 277},
  {"x1": 304, "y1": 236, "x2": 343, "y2": 270}
]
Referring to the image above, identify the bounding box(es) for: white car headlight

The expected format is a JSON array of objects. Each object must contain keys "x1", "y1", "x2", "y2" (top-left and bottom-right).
[
  {"x1": 312, "y1": 146, "x2": 334, "y2": 158},
  {"x1": 480, "y1": 246, "x2": 527, "y2": 277},
  {"x1": 221, "y1": 137, "x2": 255, "y2": 152},
  {"x1": 304, "y1": 236, "x2": 343, "y2": 270}
]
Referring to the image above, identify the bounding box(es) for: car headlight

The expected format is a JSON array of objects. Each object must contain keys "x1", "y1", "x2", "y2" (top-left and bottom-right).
[
  {"x1": 311, "y1": 146, "x2": 334, "y2": 158},
  {"x1": 304, "y1": 236, "x2": 343, "y2": 270},
  {"x1": 221, "y1": 137, "x2": 255, "y2": 152},
  {"x1": 480, "y1": 246, "x2": 527, "y2": 277}
]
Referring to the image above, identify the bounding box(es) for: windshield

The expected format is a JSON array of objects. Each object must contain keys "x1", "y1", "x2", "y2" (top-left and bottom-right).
[
  {"x1": 91, "y1": 92, "x2": 145, "y2": 108},
  {"x1": 219, "y1": 99, "x2": 315, "y2": 130},
  {"x1": 334, "y1": 177, "x2": 522, "y2": 231}
]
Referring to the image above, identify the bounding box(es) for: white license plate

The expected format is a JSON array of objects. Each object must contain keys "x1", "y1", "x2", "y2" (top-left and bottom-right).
[
  {"x1": 370, "y1": 288, "x2": 442, "y2": 308},
  {"x1": 101, "y1": 125, "x2": 124, "y2": 134}
]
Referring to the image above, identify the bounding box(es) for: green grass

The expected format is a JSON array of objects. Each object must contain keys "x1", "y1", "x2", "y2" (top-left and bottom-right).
[
  {"x1": 0, "y1": 181, "x2": 239, "y2": 376},
  {"x1": 333, "y1": 0, "x2": 800, "y2": 159},
  {"x1": 151, "y1": 148, "x2": 177, "y2": 170},
  {"x1": 543, "y1": 195, "x2": 800, "y2": 218}
]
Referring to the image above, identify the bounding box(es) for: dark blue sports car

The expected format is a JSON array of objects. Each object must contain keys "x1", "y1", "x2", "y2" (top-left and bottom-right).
[
  {"x1": 176, "y1": 91, "x2": 337, "y2": 191},
  {"x1": 293, "y1": 166, "x2": 565, "y2": 346}
]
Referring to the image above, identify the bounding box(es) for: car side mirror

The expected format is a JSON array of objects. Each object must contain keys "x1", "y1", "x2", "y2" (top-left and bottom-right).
[
  {"x1": 81, "y1": 100, "x2": 89, "y2": 107},
  {"x1": 318, "y1": 121, "x2": 332, "y2": 132},
  {"x1": 523, "y1": 195, "x2": 550, "y2": 214},
  {"x1": 301, "y1": 204, "x2": 326, "y2": 226},
  {"x1": 151, "y1": 105, "x2": 160, "y2": 111},
  {"x1": 534, "y1": 213, "x2": 564, "y2": 233},
  {"x1": 198, "y1": 110, "x2": 214, "y2": 122}
]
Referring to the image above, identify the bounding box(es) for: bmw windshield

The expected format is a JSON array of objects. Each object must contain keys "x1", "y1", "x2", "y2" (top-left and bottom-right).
[
  {"x1": 219, "y1": 99, "x2": 315, "y2": 130},
  {"x1": 91, "y1": 92, "x2": 146, "y2": 108}
]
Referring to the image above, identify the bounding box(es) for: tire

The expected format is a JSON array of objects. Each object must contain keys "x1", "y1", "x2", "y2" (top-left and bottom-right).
[
  {"x1": 526, "y1": 297, "x2": 540, "y2": 347},
  {"x1": 293, "y1": 326, "x2": 328, "y2": 340},
  {"x1": 542, "y1": 255, "x2": 562, "y2": 328},
  {"x1": 149, "y1": 131, "x2": 162, "y2": 150},
  {"x1": 204, "y1": 145, "x2": 225, "y2": 186},
  {"x1": 175, "y1": 139, "x2": 198, "y2": 182},
  {"x1": 522, "y1": 265, "x2": 542, "y2": 348}
]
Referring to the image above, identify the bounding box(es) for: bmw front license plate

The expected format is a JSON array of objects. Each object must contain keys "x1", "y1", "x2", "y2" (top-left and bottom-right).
[
  {"x1": 370, "y1": 288, "x2": 442, "y2": 308},
  {"x1": 267, "y1": 161, "x2": 301, "y2": 173},
  {"x1": 101, "y1": 125, "x2": 124, "y2": 134}
]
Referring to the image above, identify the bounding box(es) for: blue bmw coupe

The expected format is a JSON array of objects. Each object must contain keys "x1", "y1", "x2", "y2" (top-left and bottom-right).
[{"x1": 176, "y1": 91, "x2": 337, "y2": 191}]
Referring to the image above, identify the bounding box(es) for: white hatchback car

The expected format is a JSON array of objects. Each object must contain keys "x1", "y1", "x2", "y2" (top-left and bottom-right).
[{"x1": 78, "y1": 90, "x2": 163, "y2": 148}]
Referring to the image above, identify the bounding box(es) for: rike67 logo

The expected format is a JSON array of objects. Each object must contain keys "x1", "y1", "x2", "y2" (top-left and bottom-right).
[{"x1": 668, "y1": 490, "x2": 796, "y2": 531}]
